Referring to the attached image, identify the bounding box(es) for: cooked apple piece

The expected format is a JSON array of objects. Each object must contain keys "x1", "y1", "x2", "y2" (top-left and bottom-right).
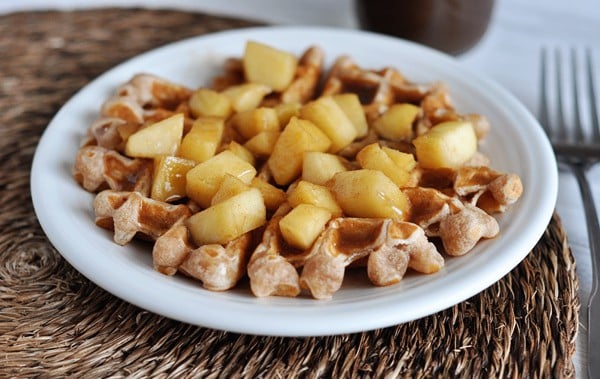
[
  {"x1": 274, "y1": 101, "x2": 301, "y2": 126},
  {"x1": 413, "y1": 120, "x2": 477, "y2": 169},
  {"x1": 356, "y1": 143, "x2": 412, "y2": 187},
  {"x1": 332, "y1": 93, "x2": 368, "y2": 138},
  {"x1": 328, "y1": 169, "x2": 410, "y2": 220},
  {"x1": 222, "y1": 83, "x2": 272, "y2": 112},
  {"x1": 244, "y1": 130, "x2": 280, "y2": 157},
  {"x1": 186, "y1": 150, "x2": 257, "y2": 208},
  {"x1": 382, "y1": 146, "x2": 417, "y2": 171},
  {"x1": 299, "y1": 96, "x2": 358, "y2": 152},
  {"x1": 211, "y1": 174, "x2": 251, "y2": 205},
  {"x1": 178, "y1": 117, "x2": 224, "y2": 163},
  {"x1": 301, "y1": 151, "x2": 347, "y2": 186},
  {"x1": 279, "y1": 204, "x2": 332, "y2": 250},
  {"x1": 243, "y1": 40, "x2": 298, "y2": 91},
  {"x1": 151, "y1": 156, "x2": 196, "y2": 202},
  {"x1": 186, "y1": 188, "x2": 266, "y2": 245},
  {"x1": 125, "y1": 113, "x2": 184, "y2": 158},
  {"x1": 267, "y1": 116, "x2": 331, "y2": 185},
  {"x1": 373, "y1": 103, "x2": 420, "y2": 142},
  {"x1": 250, "y1": 177, "x2": 286, "y2": 211},
  {"x1": 287, "y1": 180, "x2": 343, "y2": 217},
  {"x1": 231, "y1": 107, "x2": 280, "y2": 140},
  {"x1": 225, "y1": 141, "x2": 256, "y2": 166},
  {"x1": 188, "y1": 88, "x2": 233, "y2": 118}
]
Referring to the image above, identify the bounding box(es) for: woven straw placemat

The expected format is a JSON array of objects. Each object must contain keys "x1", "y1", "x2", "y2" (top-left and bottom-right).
[{"x1": 0, "y1": 8, "x2": 579, "y2": 378}]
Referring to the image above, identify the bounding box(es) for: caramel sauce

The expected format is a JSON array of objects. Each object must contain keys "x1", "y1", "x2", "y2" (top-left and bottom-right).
[{"x1": 334, "y1": 219, "x2": 386, "y2": 255}]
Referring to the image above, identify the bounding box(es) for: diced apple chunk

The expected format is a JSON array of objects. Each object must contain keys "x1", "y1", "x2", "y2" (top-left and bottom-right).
[
  {"x1": 244, "y1": 131, "x2": 280, "y2": 157},
  {"x1": 413, "y1": 121, "x2": 477, "y2": 169},
  {"x1": 222, "y1": 83, "x2": 272, "y2": 112},
  {"x1": 225, "y1": 141, "x2": 256, "y2": 166},
  {"x1": 332, "y1": 93, "x2": 368, "y2": 138},
  {"x1": 300, "y1": 96, "x2": 358, "y2": 152},
  {"x1": 274, "y1": 101, "x2": 301, "y2": 126},
  {"x1": 151, "y1": 156, "x2": 196, "y2": 202},
  {"x1": 231, "y1": 107, "x2": 280, "y2": 140},
  {"x1": 243, "y1": 41, "x2": 298, "y2": 91},
  {"x1": 373, "y1": 103, "x2": 420, "y2": 142},
  {"x1": 186, "y1": 150, "x2": 257, "y2": 208},
  {"x1": 287, "y1": 180, "x2": 343, "y2": 217},
  {"x1": 250, "y1": 177, "x2": 286, "y2": 211},
  {"x1": 356, "y1": 143, "x2": 413, "y2": 187},
  {"x1": 178, "y1": 117, "x2": 224, "y2": 163},
  {"x1": 301, "y1": 151, "x2": 347, "y2": 186},
  {"x1": 125, "y1": 113, "x2": 184, "y2": 158},
  {"x1": 188, "y1": 88, "x2": 233, "y2": 118},
  {"x1": 327, "y1": 169, "x2": 410, "y2": 220},
  {"x1": 279, "y1": 204, "x2": 332, "y2": 250},
  {"x1": 267, "y1": 116, "x2": 331, "y2": 185},
  {"x1": 186, "y1": 188, "x2": 266, "y2": 245},
  {"x1": 382, "y1": 146, "x2": 417, "y2": 171},
  {"x1": 211, "y1": 174, "x2": 251, "y2": 205}
]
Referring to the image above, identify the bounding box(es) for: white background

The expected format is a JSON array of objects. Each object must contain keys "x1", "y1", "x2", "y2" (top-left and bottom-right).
[{"x1": 2, "y1": 0, "x2": 599, "y2": 377}]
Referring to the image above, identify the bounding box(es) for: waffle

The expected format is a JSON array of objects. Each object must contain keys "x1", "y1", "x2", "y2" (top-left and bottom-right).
[
  {"x1": 83, "y1": 117, "x2": 129, "y2": 150},
  {"x1": 211, "y1": 58, "x2": 245, "y2": 92},
  {"x1": 247, "y1": 211, "x2": 303, "y2": 297},
  {"x1": 101, "y1": 73, "x2": 193, "y2": 125},
  {"x1": 322, "y1": 55, "x2": 431, "y2": 122},
  {"x1": 73, "y1": 145, "x2": 152, "y2": 195},
  {"x1": 93, "y1": 190, "x2": 191, "y2": 245},
  {"x1": 153, "y1": 221, "x2": 256, "y2": 291},
  {"x1": 404, "y1": 187, "x2": 500, "y2": 256},
  {"x1": 72, "y1": 42, "x2": 524, "y2": 299},
  {"x1": 300, "y1": 217, "x2": 443, "y2": 300},
  {"x1": 245, "y1": 206, "x2": 444, "y2": 299},
  {"x1": 454, "y1": 166, "x2": 523, "y2": 213}
]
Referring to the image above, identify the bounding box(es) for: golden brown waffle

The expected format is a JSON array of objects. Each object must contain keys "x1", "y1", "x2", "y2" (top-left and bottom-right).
[
  {"x1": 322, "y1": 55, "x2": 431, "y2": 122},
  {"x1": 300, "y1": 217, "x2": 443, "y2": 299},
  {"x1": 73, "y1": 146, "x2": 152, "y2": 195},
  {"x1": 94, "y1": 190, "x2": 191, "y2": 245},
  {"x1": 247, "y1": 211, "x2": 303, "y2": 297},
  {"x1": 404, "y1": 187, "x2": 500, "y2": 256},
  {"x1": 153, "y1": 222, "x2": 256, "y2": 291},
  {"x1": 246, "y1": 210, "x2": 444, "y2": 299},
  {"x1": 454, "y1": 166, "x2": 524, "y2": 213},
  {"x1": 212, "y1": 58, "x2": 245, "y2": 91},
  {"x1": 101, "y1": 73, "x2": 192, "y2": 124}
]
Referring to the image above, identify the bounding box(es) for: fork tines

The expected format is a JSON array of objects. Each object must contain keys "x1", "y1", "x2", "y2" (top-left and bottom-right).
[{"x1": 539, "y1": 47, "x2": 600, "y2": 160}]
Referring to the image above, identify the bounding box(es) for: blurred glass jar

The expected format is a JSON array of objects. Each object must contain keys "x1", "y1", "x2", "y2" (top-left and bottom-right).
[{"x1": 354, "y1": 0, "x2": 495, "y2": 55}]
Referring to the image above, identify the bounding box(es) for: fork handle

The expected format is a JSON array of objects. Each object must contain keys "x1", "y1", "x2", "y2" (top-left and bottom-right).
[{"x1": 571, "y1": 164, "x2": 600, "y2": 379}]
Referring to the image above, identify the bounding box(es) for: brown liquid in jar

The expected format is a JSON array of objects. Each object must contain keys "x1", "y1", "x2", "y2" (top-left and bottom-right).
[{"x1": 354, "y1": 0, "x2": 495, "y2": 55}]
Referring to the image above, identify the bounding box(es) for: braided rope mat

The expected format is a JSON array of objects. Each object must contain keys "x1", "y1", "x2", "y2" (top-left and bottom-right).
[{"x1": 0, "y1": 9, "x2": 579, "y2": 378}]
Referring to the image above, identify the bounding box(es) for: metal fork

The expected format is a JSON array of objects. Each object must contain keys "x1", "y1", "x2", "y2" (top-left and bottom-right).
[{"x1": 539, "y1": 47, "x2": 600, "y2": 378}]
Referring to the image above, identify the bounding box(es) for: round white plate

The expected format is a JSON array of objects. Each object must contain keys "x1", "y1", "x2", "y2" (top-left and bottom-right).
[{"x1": 31, "y1": 26, "x2": 557, "y2": 336}]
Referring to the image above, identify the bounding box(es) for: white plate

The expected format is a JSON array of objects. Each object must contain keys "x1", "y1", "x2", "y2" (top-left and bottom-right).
[{"x1": 31, "y1": 26, "x2": 557, "y2": 336}]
